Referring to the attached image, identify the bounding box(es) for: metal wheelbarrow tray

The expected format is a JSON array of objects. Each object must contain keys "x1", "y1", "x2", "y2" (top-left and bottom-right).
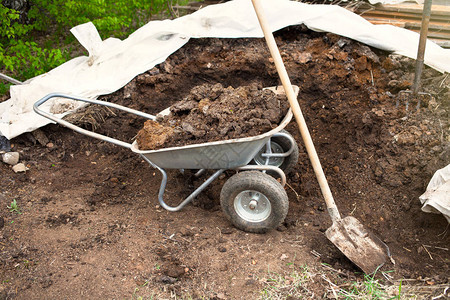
[{"x1": 34, "y1": 86, "x2": 300, "y2": 233}]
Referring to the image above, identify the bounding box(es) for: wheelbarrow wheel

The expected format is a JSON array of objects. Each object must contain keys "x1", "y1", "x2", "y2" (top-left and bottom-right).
[
  {"x1": 252, "y1": 129, "x2": 299, "y2": 176},
  {"x1": 220, "y1": 171, "x2": 288, "y2": 233}
]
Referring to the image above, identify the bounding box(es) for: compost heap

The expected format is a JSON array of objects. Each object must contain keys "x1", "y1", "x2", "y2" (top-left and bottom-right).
[{"x1": 136, "y1": 83, "x2": 290, "y2": 150}]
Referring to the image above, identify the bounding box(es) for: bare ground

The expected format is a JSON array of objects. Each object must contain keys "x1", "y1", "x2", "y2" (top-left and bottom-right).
[{"x1": 0, "y1": 26, "x2": 449, "y2": 299}]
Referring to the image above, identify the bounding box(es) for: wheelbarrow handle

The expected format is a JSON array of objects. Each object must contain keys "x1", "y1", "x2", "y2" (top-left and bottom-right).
[{"x1": 33, "y1": 93, "x2": 156, "y2": 149}]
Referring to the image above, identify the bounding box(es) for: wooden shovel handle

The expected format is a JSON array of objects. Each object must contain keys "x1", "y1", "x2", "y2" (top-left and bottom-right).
[{"x1": 251, "y1": 0, "x2": 341, "y2": 222}]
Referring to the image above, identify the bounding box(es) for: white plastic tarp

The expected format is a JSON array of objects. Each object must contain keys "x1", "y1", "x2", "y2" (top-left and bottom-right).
[
  {"x1": 1, "y1": 0, "x2": 449, "y2": 139},
  {"x1": 420, "y1": 165, "x2": 450, "y2": 223}
]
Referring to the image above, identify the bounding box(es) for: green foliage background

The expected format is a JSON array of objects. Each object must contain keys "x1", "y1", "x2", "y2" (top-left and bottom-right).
[{"x1": 0, "y1": 0, "x2": 191, "y2": 94}]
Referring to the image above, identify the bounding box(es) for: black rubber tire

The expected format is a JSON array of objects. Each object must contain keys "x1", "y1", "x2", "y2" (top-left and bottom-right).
[
  {"x1": 252, "y1": 129, "x2": 299, "y2": 176},
  {"x1": 220, "y1": 171, "x2": 289, "y2": 233}
]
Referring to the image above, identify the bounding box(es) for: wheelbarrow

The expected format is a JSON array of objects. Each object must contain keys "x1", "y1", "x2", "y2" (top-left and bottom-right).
[{"x1": 33, "y1": 86, "x2": 300, "y2": 233}]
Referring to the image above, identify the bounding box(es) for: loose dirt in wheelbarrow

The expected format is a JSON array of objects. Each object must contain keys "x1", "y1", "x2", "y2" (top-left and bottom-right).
[{"x1": 136, "y1": 83, "x2": 289, "y2": 150}]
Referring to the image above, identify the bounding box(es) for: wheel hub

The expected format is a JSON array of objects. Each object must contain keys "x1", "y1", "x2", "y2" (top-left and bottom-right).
[
  {"x1": 248, "y1": 199, "x2": 258, "y2": 210},
  {"x1": 234, "y1": 190, "x2": 271, "y2": 222}
]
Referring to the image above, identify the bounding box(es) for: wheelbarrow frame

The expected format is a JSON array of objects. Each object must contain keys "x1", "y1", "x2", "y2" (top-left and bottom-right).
[{"x1": 33, "y1": 87, "x2": 298, "y2": 215}]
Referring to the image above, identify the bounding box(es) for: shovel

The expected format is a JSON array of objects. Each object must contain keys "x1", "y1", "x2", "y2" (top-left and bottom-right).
[{"x1": 251, "y1": 0, "x2": 389, "y2": 274}]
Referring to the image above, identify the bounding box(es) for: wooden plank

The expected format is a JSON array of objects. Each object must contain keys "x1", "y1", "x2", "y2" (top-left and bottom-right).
[
  {"x1": 364, "y1": 17, "x2": 450, "y2": 32},
  {"x1": 363, "y1": 19, "x2": 450, "y2": 40},
  {"x1": 378, "y1": 4, "x2": 450, "y2": 16},
  {"x1": 362, "y1": 13, "x2": 450, "y2": 28},
  {"x1": 405, "y1": 22, "x2": 450, "y2": 32},
  {"x1": 349, "y1": 2, "x2": 450, "y2": 47},
  {"x1": 364, "y1": 18, "x2": 406, "y2": 27},
  {"x1": 424, "y1": 31, "x2": 450, "y2": 40},
  {"x1": 358, "y1": 9, "x2": 450, "y2": 23}
]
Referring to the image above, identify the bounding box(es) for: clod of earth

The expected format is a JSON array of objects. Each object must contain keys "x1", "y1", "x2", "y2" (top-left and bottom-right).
[{"x1": 136, "y1": 83, "x2": 289, "y2": 150}]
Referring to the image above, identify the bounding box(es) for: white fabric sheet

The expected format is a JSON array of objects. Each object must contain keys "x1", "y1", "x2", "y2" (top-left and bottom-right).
[
  {"x1": 420, "y1": 165, "x2": 450, "y2": 223},
  {"x1": 1, "y1": 0, "x2": 449, "y2": 139}
]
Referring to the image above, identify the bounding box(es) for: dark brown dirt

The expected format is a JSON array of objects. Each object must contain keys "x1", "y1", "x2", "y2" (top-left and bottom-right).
[
  {"x1": 0, "y1": 25, "x2": 449, "y2": 299},
  {"x1": 136, "y1": 83, "x2": 289, "y2": 150}
]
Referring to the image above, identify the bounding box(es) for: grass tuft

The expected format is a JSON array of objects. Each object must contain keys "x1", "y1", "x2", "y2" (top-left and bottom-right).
[{"x1": 8, "y1": 199, "x2": 21, "y2": 214}]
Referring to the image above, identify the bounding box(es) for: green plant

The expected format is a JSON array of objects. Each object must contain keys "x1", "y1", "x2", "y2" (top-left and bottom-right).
[
  {"x1": 0, "y1": 82, "x2": 11, "y2": 95},
  {"x1": 7, "y1": 199, "x2": 21, "y2": 214},
  {"x1": 1, "y1": 40, "x2": 69, "y2": 79},
  {"x1": 130, "y1": 287, "x2": 156, "y2": 300},
  {"x1": 1, "y1": 0, "x2": 197, "y2": 95},
  {"x1": 23, "y1": 259, "x2": 31, "y2": 269},
  {"x1": 395, "y1": 279, "x2": 402, "y2": 300},
  {"x1": 341, "y1": 271, "x2": 388, "y2": 299},
  {"x1": 0, "y1": 3, "x2": 69, "y2": 82}
]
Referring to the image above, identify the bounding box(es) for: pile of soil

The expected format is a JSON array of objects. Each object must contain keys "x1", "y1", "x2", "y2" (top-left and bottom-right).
[
  {"x1": 0, "y1": 25, "x2": 448, "y2": 299},
  {"x1": 136, "y1": 83, "x2": 289, "y2": 150}
]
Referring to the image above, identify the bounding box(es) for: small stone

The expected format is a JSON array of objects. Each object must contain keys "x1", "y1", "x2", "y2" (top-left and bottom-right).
[
  {"x1": 13, "y1": 163, "x2": 28, "y2": 173},
  {"x1": 46, "y1": 142, "x2": 54, "y2": 148},
  {"x1": 2, "y1": 152, "x2": 19, "y2": 165},
  {"x1": 333, "y1": 166, "x2": 340, "y2": 173},
  {"x1": 218, "y1": 247, "x2": 227, "y2": 253}
]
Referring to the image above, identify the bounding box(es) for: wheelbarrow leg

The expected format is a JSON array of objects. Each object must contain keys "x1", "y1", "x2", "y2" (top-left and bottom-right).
[{"x1": 141, "y1": 154, "x2": 224, "y2": 212}]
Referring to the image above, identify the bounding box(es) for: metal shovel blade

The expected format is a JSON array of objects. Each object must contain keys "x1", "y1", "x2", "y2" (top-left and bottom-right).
[{"x1": 325, "y1": 216, "x2": 389, "y2": 274}]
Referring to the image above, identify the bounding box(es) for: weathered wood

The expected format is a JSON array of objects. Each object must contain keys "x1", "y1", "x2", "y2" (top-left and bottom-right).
[
  {"x1": 353, "y1": 2, "x2": 450, "y2": 49},
  {"x1": 359, "y1": 9, "x2": 450, "y2": 23},
  {"x1": 357, "y1": 3, "x2": 450, "y2": 16}
]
